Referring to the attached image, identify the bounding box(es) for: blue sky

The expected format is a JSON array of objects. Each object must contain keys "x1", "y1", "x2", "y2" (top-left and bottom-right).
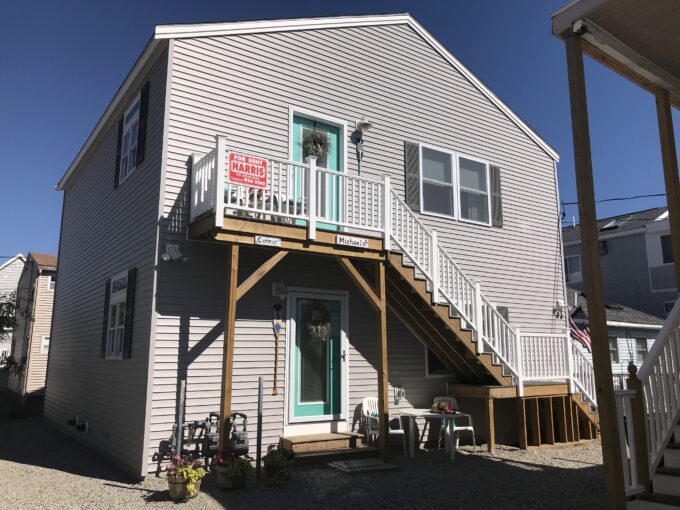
[{"x1": 1, "y1": 0, "x2": 678, "y2": 259}]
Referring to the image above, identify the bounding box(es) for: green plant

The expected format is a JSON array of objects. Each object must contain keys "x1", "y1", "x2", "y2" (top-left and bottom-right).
[
  {"x1": 213, "y1": 452, "x2": 254, "y2": 479},
  {"x1": 263, "y1": 444, "x2": 294, "y2": 485},
  {"x1": 302, "y1": 130, "x2": 330, "y2": 160},
  {"x1": 0, "y1": 355, "x2": 25, "y2": 378},
  {"x1": 166, "y1": 454, "x2": 206, "y2": 496}
]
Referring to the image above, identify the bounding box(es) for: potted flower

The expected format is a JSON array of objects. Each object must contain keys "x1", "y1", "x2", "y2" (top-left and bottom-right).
[
  {"x1": 213, "y1": 451, "x2": 254, "y2": 490},
  {"x1": 165, "y1": 454, "x2": 206, "y2": 501},
  {"x1": 263, "y1": 444, "x2": 294, "y2": 485}
]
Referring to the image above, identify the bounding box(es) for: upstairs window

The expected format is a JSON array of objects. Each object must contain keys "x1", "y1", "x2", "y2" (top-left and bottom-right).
[
  {"x1": 564, "y1": 254, "x2": 582, "y2": 283},
  {"x1": 661, "y1": 235, "x2": 673, "y2": 264},
  {"x1": 608, "y1": 337, "x2": 619, "y2": 364},
  {"x1": 421, "y1": 147, "x2": 455, "y2": 217},
  {"x1": 40, "y1": 336, "x2": 50, "y2": 354},
  {"x1": 636, "y1": 338, "x2": 648, "y2": 365},
  {"x1": 46, "y1": 273, "x2": 56, "y2": 291},
  {"x1": 459, "y1": 157, "x2": 490, "y2": 224},
  {"x1": 119, "y1": 95, "x2": 140, "y2": 184}
]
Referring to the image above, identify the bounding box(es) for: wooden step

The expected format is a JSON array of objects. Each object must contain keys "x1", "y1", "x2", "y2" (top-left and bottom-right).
[
  {"x1": 654, "y1": 467, "x2": 680, "y2": 497},
  {"x1": 281, "y1": 432, "x2": 362, "y2": 454},
  {"x1": 632, "y1": 493, "x2": 680, "y2": 509}
]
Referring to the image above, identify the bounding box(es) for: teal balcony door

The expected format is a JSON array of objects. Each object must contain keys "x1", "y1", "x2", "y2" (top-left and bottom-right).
[
  {"x1": 289, "y1": 291, "x2": 345, "y2": 421},
  {"x1": 292, "y1": 115, "x2": 342, "y2": 231}
]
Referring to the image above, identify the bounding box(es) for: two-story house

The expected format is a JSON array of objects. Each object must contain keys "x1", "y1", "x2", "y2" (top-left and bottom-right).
[
  {"x1": 46, "y1": 14, "x2": 597, "y2": 478},
  {"x1": 562, "y1": 207, "x2": 675, "y2": 319},
  {"x1": 8, "y1": 253, "x2": 57, "y2": 400},
  {"x1": 0, "y1": 254, "x2": 25, "y2": 357}
]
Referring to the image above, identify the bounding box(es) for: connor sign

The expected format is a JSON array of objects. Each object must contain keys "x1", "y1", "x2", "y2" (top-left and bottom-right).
[{"x1": 227, "y1": 152, "x2": 268, "y2": 189}]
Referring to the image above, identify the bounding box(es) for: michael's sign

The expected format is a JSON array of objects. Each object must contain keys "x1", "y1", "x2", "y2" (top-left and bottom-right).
[{"x1": 336, "y1": 235, "x2": 368, "y2": 249}]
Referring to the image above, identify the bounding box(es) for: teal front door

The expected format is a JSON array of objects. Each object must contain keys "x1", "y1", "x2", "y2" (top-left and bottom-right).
[
  {"x1": 290, "y1": 292, "x2": 344, "y2": 420},
  {"x1": 292, "y1": 115, "x2": 341, "y2": 231}
]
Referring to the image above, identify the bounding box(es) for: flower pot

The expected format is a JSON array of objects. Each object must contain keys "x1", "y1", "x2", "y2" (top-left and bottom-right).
[
  {"x1": 167, "y1": 475, "x2": 201, "y2": 501},
  {"x1": 215, "y1": 465, "x2": 248, "y2": 490}
]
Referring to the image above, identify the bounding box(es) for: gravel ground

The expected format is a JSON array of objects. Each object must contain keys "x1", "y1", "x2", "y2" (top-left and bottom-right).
[{"x1": 0, "y1": 417, "x2": 604, "y2": 509}]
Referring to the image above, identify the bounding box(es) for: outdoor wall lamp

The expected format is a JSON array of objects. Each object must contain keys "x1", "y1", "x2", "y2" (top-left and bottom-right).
[
  {"x1": 353, "y1": 116, "x2": 373, "y2": 175},
  {"x1": 161, "y1": 243, "x2": 185, "y2": 262}
]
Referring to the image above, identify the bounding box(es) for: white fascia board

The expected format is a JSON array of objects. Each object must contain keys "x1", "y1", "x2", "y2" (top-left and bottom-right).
[
  {"x1": 56, "y1": 38, "x2": 163, "y2": 191},
  {"x1": 606, "y1": 321, "x2": 663, "y2": 330},
  {"x1": 0, "y1": 254, "x2": 25, "y2": 272},
  {"x1": 156, "y1": 14, "x2": 559, "y2": 162},
  {"x1": 551, "y1": 0, "x2": 607, "y2": 36}
]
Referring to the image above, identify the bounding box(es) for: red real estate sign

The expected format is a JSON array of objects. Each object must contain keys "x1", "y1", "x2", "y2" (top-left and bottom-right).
[{"x1": 227, "y1": 152, "x2": 268, "y2": 189}]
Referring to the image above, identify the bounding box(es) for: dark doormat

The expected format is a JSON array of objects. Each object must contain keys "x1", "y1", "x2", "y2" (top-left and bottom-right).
[{"x1": 327, "y1": 458, "x2": 399, "y2": 473}]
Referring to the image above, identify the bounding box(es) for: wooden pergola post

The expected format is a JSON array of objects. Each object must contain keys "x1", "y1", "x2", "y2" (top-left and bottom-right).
[
  {"x1": 565, "y1": 34, "x2": 626, "y2": 508},
  {"x1": 656, "y1": 89, "x2": 680, "y2": 292}
]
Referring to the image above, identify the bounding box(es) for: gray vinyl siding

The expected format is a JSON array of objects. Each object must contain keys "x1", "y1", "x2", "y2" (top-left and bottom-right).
[
  {"x1": 166, "y1": 23, "x2": 564, "y2": 333},
  {"x1": 0, "y1": 257, "x2": 24, "y2": 298},
  {"x1": 151, "y1": 250, "x2": 451, "y2": 468},
  {"x1": 564, "y1": 234, "x2": 674, "y2": 318},
  {"x1": 151, "y1": 22, "x2": 562, "y2": 468},
  {"x1": 43, "y1": 48, "x2": 168, "y2": 477}
]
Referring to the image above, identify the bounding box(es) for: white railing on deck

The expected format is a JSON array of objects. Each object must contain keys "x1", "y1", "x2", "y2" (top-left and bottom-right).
[
  {"x1": 572, "y1": 342, "x2": 597, "y2": 407},
  {"x1": 190, "y1": 135, "x2": 596, "y2": 398},
  {"x1": 614, "y1": 389, "x2": 644, "y2": 496},
  {"x1": 637, "y1": 297, "x2": 680, "y2": 476},
  {"x1": 521, "y1": 334, "x2": 570, "y2": 381}
]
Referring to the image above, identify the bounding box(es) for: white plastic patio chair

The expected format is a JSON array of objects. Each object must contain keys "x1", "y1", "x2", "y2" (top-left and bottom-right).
[
  {"x1": 421, "y1": 396, "x2": 476, "y2": 453},
  {"x1": 362, "y1": 397, "x2": 407, "y2": 457}
]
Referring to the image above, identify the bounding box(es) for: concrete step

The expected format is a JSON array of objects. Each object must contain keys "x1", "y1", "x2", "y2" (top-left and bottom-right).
[
  {"x1": 630, "y1": 493, "x2": 680, "y2": 509},
  {"x1": 664, "y1": 443, "x2": 680, "y2": 469},
  {"x1": 654, "y1": 467, "x2": 680, "y2": 497},
  {"x1": 674, "y1": 425, "x2": 680, "y2": 443}
]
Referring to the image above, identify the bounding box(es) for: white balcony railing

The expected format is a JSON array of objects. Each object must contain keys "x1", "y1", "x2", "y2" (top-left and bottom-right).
[{"x1": 191, "y1": 135, "x2": 595, "y2": 398}]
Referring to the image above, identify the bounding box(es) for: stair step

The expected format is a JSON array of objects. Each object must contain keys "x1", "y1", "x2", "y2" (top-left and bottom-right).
[
  {"x1": 664, "y1": 445, "x2": 680, "y2": 469},
  {"x1": 675, "y1": 425, "x2": 680, "y2": 443},
  {"x1": 294, "y1": 446, "x2": 378, "y2": 466},
  {"x1": 281, "y1": 432, "x2": 362, "y2": 454},
  {"x1": 632, "y1": 493, "x2": 680, "y2": 509},
  {"x1": 654, "y1": 467, "x2": 680, "y2": 497}
]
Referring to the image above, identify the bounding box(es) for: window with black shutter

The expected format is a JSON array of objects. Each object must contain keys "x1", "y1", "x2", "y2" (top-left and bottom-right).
[
  {"x1": 101, "y1": 268, "x2": 136, "y2": 359},
  {"x1": 114, "y1": 82, "x2": 149, "y2": 188}
]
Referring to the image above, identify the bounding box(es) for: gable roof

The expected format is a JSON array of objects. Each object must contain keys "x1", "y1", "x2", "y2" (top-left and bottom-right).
[
  {"x1": 0, "y1": 254, "x2": 25, "y2": 273},
  {"x1": 567, "y1": 287, "x2": 664, "y2": 327},
  {"x1": 29, "y1": 253, "x2": 58, "y2": 269},
  {"x1": 562, "y1": 206, "x2": 668, "y2": 244},
  {"x1": 56, "y1": 13, "x2": 558, "y2": 190}
]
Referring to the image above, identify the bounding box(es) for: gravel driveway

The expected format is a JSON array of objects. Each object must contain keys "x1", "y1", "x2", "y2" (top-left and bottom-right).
[{"x1": 0, "y1": 417, "x2": 604, "y2": 509}]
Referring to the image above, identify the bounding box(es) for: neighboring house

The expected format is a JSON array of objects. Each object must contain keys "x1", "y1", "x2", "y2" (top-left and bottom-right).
[
  {"x1": 562, "y1": 207, "x2": 675, "y2": 319},
  {"x1": 8, "y1": 253, "x2": 57, "y2": 399},
  {"x1": 0, "y1": 254, "x2": 25, "y2": 357},
  {"x1": 566, "y1": 288, "x2": 663, "y2": 389},
  {"x1": 46, "y1": 14, "x2": 596, "y2": 478}
]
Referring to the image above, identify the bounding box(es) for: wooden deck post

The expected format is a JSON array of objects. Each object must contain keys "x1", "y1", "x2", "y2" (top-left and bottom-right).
[
  {"x1": 219, "y1": 244, "x2": 239, "y2": 451},
  {"x1": 518, "y1": 398, "x2": 528, "y2": 449},
  {"x1": 376, "y1": 261, "x2": 390, "y2": 460},
  {"x1": 656, "y1": 89, "x2": 680, "y2": 292},
  {"x1": 566, "y1": 34, "x2": 626, "y2": 508},
  {"x1": 485, "y1": 396, "x2": 496, "y2": 453}
]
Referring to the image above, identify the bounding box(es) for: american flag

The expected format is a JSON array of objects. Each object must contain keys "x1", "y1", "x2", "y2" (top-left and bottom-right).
[{"x1": 569, "y1": 306, "x2": 592, "y2": 352}]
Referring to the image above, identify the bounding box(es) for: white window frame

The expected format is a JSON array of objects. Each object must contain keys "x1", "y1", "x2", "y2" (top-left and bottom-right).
[
  {"x1": 105, "y1": 270, "x2": 128, "y2": 360},
  {"x1": 418, "y1": 143, "x2": 492, "y2": 226},
  {"x1": 119, "y1": 94, "x2": 141, "y2": 185},
  {"x1": 40, "y1": 335, "x2": 50, "y2": 354},
  {"x1": 564, "y1": 254, "x2": 583, "y2": 283},
  {"x1": 46, "y1": 274, "x2": 56, "y2": 291},
  {"x1": 424, "y1": 346, "x2": 452, "y2": 378},
  {"x1": 608, "y1": 337, "x2": 619, "y2": 364},
  {"x1": 635, "y1": 338, "x2": 648, "y2": 365}
]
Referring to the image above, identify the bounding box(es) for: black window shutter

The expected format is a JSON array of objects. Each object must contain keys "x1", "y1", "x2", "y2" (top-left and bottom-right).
[
  {"x1": 404, "y1": 141, "x2": 421, "y2": 212},
  {"x1": 122, "y1": 268, "x2": 137, "y2": 359},
  {"x1": 101, "y1": 278, "x2": 111, "y2": 358},
  {"x1": 490, "y1": 165, "x2": 503, "y2": 227},
  {"x1": 136, "y1": 81, "x2": 150, "y2": 167},
  {"x1": 114, "y1": 117, "x2": 124, "y2": 188}
]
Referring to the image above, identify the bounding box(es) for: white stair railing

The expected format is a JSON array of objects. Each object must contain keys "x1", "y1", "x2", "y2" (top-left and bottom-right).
[
  {"x1": 190, "y1": 138, "x2": 596, "y2": 396},
  {"x1": 571, "y1": 341, "x2": 597, "y2": 407}
]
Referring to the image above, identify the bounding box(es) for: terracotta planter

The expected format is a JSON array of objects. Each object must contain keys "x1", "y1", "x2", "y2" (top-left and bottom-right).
[
  {"x1": 167, "y1": 475, "x2": 201, "y2": 501},
  {"x1": 215, "y1": 465, "x2": 248, "y2": 490}
]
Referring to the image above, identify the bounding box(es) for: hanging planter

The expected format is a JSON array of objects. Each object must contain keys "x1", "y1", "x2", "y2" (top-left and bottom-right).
[
  {"x1": 302, "y1": 130, "x2": 330, "y2": 160},
  {"x1": 306, "y1": 300, "x2": 332, "y2": 343}
]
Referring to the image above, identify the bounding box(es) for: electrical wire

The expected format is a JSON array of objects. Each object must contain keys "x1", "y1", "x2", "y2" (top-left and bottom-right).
[{"x1": 561, "y1": 192, "x2": 666, "y2": 206}]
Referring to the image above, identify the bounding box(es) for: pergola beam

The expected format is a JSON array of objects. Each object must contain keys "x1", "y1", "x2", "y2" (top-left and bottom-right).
[{"x1": 565, "y1": 34, "x2": 626, "y2": 508}]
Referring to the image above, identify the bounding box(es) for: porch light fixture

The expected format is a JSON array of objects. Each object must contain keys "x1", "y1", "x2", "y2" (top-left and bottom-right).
[
  {"x1": 161, "y1": 243, "x2": 183, "y2": 262},
  {"x1": 354, "y1": 116, "x2": 373, "y2": 175}
]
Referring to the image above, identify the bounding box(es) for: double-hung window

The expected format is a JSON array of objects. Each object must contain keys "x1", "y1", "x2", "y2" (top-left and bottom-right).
[
  {"x1": 40, "y1": 336, "x2": 50, "y2": 354},
  {"x1": 105, "y1": 271, "x2": 128, "y2": 359},
  {"x1": 661, "y1": 234, "x2": 674, "y2": 264},
  {"x1": 635, "y1": 338, "x2": 648, "y2": 364},
  {"x1": 608, "y1": 337, "x2": 619, "y2": 364},
  {"x1": 46, "y1": 273, "x2": 56, "y2": 291},
  {"x1": 564, "y1": 254, "x2": 582, "y2": 283},
  {"x1": 119, "y1": 95, "x2": 141, "y2": 184},
  {"x1": 420, "y1": 145, "x2": 491, "y2": 225}
]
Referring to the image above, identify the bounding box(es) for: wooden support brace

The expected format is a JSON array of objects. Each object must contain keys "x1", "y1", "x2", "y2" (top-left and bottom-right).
[
  {"x1": 518, "y1": 398, "x2": 528, "y2": 449},
  {"x1": 528, "y1": 398, "x2": 541, "y2": 447},
  {"x1": 544, "y1": 398, "x2": 555, "y2": 445},
  {"x1": 337, "y1": 257, "x2": 381, "y2": 310},
  {"x1": 236, "y1": 250, "x2": 288, "y2": 301},
  {"x1": 376, "y1": 261, "x2": 389, "y2": 460},
  {"x1": 485, "y1": 397, "x2": 496, "y2": 453},
  {"x1": 556, "y1": 396, "x2": 568, "y2": 443}
]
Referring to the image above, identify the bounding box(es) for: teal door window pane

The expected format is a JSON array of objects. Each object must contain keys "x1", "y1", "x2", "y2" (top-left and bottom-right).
[{"x1": 293, "y1": 297, "x2": 342, "y2": 418}]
